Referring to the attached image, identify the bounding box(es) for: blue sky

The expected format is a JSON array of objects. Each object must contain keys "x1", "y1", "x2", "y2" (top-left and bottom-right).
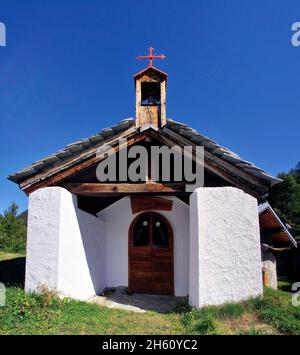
[{"x1": 0, "y1": 0, "x2": 300, "y2": 213}]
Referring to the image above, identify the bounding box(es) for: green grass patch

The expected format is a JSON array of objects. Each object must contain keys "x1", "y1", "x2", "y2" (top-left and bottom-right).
[
  {"x1": 244, "y1": 288, "x2": 300, "y2": 335},
  {"x1": 0, "y1": 251, "x2": 25, "y2": 261},
  {"x1": 178, "y1": 302, "x2": 245, "y2": 335},
  {"x1": 175, "y1": 288, "x2": 300, "y2": 335},
  {"x1": 1, "y1": 286, "x2": 299, "y2": 335},
  {"x1": 277, "y1": 276, "x2": 293, "y2": 293},
  {"x1": 0, "y1": 287, "x2": 184, "y2": 335},
  {"x1": 254, "y1": 289, "x2": 300, "y2": 335}
]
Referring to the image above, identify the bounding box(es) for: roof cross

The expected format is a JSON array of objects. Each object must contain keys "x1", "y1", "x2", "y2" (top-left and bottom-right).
[{"x1": 136, "y1": 47, "x2": 166, "y2": 67}]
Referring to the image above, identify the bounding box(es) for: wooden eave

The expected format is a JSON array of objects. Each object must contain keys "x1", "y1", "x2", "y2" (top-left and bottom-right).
[
  {"x1": 63, "y1": 183, "x2": 187, "y2": 196},
  {"x1": 133, "y1": 65, "x2": 168, "y2": 79},
  {"x1": 19, "y1": 127, "x2": 271, "y2": 199},
  {"x1": 259, "y1": 203, "x2": 297, "y2": 247},
  {"x1": 157, "y1": 128, "x2": 268, "y2": 199},
  {"x1": 20, "y1": 126, "x2": 139, "y2": 194}
]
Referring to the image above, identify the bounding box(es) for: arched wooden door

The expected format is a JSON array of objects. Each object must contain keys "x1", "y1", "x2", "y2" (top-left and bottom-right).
[{"x1": 128, "y1": 212, "x2": 174, "y2": 295}]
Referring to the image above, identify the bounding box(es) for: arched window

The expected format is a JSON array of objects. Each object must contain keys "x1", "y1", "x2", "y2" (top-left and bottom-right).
[
  {"x1": 133, "y1": 214, "x2": 150, "y2": 246},
  {"x1": 131, "y1": 212, "x2": 171, "y2": 248},
  {"x1": 152, "y1": 214, "x2": 169, "y2": 248}
]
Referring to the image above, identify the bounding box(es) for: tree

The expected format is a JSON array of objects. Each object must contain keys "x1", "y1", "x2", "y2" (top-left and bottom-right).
[
  {"x1": 0, "y1": 202, "x2": 27, "y2": 253},
  {"x1": 269, "y1": 161, "x2": 300, "y2": 239},
  {"x1": 291, "y1": 161, "x2": 300, "y2": 184}
]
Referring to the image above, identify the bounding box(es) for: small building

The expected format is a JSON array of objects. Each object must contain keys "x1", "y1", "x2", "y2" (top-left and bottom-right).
[
  {"x1": 259, "y1": 202, "x2": 297, "y2": 289},
  {"x1": 8, "y1": 51, "x2": 295, "y2": 307}
]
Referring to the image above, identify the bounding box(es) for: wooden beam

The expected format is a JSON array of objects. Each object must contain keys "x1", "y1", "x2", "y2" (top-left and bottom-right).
[
  {"x1": 130, "y1": 196, "x2": 173, "y2": 214},
  {"x1": 65, "y1": 183, "x2": 186, "y2": 196}
]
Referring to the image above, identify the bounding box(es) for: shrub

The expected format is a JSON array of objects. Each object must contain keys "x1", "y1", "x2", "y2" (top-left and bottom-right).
[
  {"x1": 194, "y1": 315, "x2": 216, "y2": 335},
  {"x1": 4, "y1": 286, "x2": 60, "y2": 324},
  {"x1": 180, "y1": 308, "x2": 217, "y2": 335}
]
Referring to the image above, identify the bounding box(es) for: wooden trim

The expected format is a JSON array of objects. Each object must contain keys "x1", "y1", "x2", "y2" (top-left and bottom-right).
[
  {"x1": 160, "y1": 80, "x2": 167, "y2": 127},
  {"x1": 130, "y1": 196, "x2": 173, "y2": 214},
  {"x1": 22, "y1": 124, "x2": 268, "y2": 199},
  {"x1": 150, "y1": 129, "x2": 266, "y2": 199},
  {"x1": 65, "y1": 182, "x2": 186, "y2": 196},
  {"x1": 22, "y1": 128, "x2": 144, "y2": 195},
  {"x1": 161, "y1": 128, "x2": 267, "y2": 188}
]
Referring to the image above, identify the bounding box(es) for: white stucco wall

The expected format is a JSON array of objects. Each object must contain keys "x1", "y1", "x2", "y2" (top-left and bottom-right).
[
  {"x1": 98, "y1": 197, "x2": 132, "y2": 289},
  {"x1": 25, "y1": 188, "x2": 61, "y2": 291},
  {"x1": 25, "y1": 186, "x2": 263, "y2": 304},
  {"x1": 25, "y1": 187, "x2": 106, "y2": 300},
  {"x1": 25, "y1": 189, "x2": 189, "y2": 299},
  {"x1": 57, "y1": 191, "x2": 106, "y2": 300},
  {"x1": 262, "y1": 250, "x2": 277, "y2": 290},
  {"x1": 98, "y1": 196, "x2": 190, "y2": 296},
  {"x1": 189, "y1": 187, "x2": 263, "y2": 308}
]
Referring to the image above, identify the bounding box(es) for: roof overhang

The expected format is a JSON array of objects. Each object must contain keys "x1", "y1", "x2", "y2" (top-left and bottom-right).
[
  {"x1": 8, "y1": 119, "x2": 280, "y2": 200},
  {"x1": 133, "y1": 65, "x2": 168, "y2": 79},
  {"x1": 259, "y1": 202, "x2": 297, "y2": 248}
]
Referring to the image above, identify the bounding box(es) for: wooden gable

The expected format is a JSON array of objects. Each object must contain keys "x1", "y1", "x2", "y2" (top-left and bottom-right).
[{"x1": 15, "y1": 126, "x2": 272, "y2": 201}]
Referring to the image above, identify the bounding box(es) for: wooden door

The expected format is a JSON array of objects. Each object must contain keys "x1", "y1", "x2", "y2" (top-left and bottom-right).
[{"x1": 128, "y1": 212, "x2": 174, "y2": 295}]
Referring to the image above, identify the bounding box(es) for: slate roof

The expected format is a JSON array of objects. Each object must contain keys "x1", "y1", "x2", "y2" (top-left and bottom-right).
[
  {"x1": 8, "y1": 118, "x2": 281, "y2": 188},
  {"x1": 166, "y1": 119, "x2": 281, "y2": 187},
  {"x1": 8, "y1": 118, "x2": 135, "y2": 184}
]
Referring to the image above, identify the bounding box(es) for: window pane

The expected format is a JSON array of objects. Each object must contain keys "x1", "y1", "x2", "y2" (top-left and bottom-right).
[
  {"x1": 133, "y1": 215, "x2": 150, "y2": 246},
  {"x1": 152, "y1": 216, "x2": 169, "y2": 248}
]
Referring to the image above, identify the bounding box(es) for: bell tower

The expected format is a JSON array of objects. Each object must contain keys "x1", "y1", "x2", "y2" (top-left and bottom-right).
[{"x1": 134, "y1": 47, "x2": 167, "y2": 131}]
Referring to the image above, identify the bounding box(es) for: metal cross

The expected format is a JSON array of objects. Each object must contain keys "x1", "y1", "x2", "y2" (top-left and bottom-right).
[{"x1": 136, "y1": 47, "x2": 166, "y2": 67}]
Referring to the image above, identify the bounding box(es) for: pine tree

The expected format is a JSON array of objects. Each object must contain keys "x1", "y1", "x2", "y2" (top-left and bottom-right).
[
  {"x1": 269, "y1": 162, "x2": 300, "y2": 240},
  {"x1": 0, "y1": 202, "x2": 27, "y2": 253}
]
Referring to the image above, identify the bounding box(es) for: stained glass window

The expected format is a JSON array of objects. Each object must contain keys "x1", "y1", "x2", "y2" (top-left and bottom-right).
[
  {"x1": 152, "y1": 216, "x2": 169, "y2": 248},
  {"x1": 133, "y1": 215, "x2": 150, "y2": 246}
]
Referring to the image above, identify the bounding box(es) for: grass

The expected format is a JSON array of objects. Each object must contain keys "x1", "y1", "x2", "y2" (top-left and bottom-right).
[
  {"x1": 0, "y1": 287, "x2": 184, "y2": 335},
  {"x1": 0, "y1": 251, "x2": 25, "y2": 261},
  {"x1": 278, "y1": 276, "x2": 294, "y2": 293},
  {"x1": 1, "y1": 287, "x2": 299, "y2": 335},
  {"x1": 0, "y1": 253, "x2": 300, "y2": 335},
  {"x1": 0, "y1": 252, "x2": 25, "y2": 288}
]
